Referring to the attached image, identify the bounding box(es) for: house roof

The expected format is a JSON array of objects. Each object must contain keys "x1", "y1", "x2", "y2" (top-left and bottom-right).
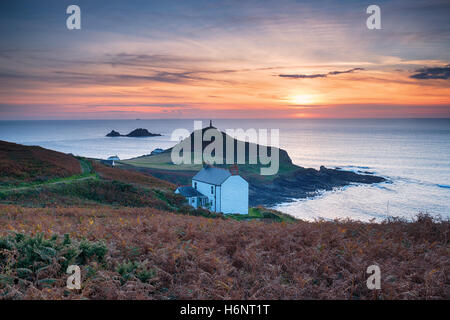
[
  {"x1": 192, "y1": 166, "x2": 231, "y2": 185},
  {"x1": 176, "y1": 186, "x2": 206, "y2": 198}
]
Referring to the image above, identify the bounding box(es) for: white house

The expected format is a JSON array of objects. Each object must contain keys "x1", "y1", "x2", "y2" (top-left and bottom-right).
[
  {"x1": 100, "y1": 159, "x2": 115, "y2": 167},
  {"x1": 174, "y1": 185, "x2": 209, "y2": 208},
  {"x1": 175, "y1": 165, "x2": 249, "y2": 215}
]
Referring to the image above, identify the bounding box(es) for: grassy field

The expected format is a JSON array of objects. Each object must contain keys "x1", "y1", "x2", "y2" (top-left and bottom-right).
[
  {"x1": 123, "y1": 152, "x2": 204, "y2": 171},
  {"x1": 227, "y1": 207, "x2": 297, "y2": 223}
]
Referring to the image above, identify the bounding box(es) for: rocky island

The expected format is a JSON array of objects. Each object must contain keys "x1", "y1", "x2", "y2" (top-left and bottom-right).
[
  {"x1": 106, "y1": 130, "x2": 121, "y2": 137},
  {"x1": 106, "y1": 128, "x2": 162, "y2": 137}
]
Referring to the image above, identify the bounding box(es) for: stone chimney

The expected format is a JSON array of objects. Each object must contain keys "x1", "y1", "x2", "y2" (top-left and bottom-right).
[{"x1": 229, "y1": 164, "x2": 239, "y2": 175}]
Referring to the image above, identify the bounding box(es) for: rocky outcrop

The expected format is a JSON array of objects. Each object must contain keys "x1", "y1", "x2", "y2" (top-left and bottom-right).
[
  {"x1": 106, "y1": 128, "x2": 161, "y2": 137},
  {"x1": 248, "y1": 166, "x2": 386, "y2": 206},
  {"x1": 106, "y1": 130, "x2": 121, "y2": 137},
  {"x1": 126, "y1": 128, "x2": 161, "y2": 137}
]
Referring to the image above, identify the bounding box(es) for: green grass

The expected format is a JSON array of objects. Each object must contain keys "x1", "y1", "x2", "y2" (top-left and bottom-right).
[
  {"x1": 78, "y1": 158, "x2": 93, "y2": 174},
  {"x1": 227, "y1": 207, "x2": 297, "y2": 223},
  {"x1": 122, "y1": 152, "x2": 203, "y2": 171},
  {"x1": 0, "y1": 159, "x2": 97, "y2": 192},
  {"x1": 0, "y1": 173, "x2": 98, "y2": 192},
  {"x1": 121, "y1": 152, "x2": 299, "y2": 180}
]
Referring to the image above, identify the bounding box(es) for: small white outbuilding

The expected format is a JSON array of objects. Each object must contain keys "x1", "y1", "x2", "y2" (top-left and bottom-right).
[{"x1": 175, "y1": 165, "x2": 249, "y2": 215}]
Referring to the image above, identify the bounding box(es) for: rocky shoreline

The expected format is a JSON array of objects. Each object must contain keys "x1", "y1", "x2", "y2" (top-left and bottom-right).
[{"x1": 248, "y1": 165, "x2": 386, "y2": 207}]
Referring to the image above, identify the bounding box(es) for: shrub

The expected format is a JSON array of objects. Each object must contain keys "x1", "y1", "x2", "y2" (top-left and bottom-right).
[
  {"x1": 116, "y1": 260, "x2": 157, "y2": 284},
  {"x1": 78, "y1": 240, "x2": 107, "y2": 265},
  {"x1": 0, "y1": 233, "x2": 108, "y2": 288}
]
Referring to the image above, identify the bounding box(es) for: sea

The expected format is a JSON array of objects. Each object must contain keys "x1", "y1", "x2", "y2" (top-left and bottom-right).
[{"x1": 0, "y1": 119, "x2": 449, "y2": 222}]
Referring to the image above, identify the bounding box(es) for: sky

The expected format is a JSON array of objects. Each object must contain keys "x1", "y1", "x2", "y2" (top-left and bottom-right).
[{"x1": 0, "y1": 0, "x2": 449, "y2": 119}]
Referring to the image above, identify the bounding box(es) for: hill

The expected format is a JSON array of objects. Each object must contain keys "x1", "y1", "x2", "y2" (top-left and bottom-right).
[
  {"x1": 0, "y1": 140, "x2": 81, "y2": 187},
  {"x1": 124, "y1": 124, "x2": 293, "y2": 173},
  {"x1": 0, "y1": 141, "x2": 182, "y2": 212}
]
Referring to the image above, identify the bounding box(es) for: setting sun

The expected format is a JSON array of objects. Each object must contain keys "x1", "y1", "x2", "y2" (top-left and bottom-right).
[{"x1": 288, "y1": 94, "x2": 318, "y2": 105}]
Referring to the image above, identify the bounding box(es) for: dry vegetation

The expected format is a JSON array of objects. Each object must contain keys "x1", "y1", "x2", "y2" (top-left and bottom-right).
[
  {"x1": 92, "y1": 162, "x2": 174, "y2": 191},
  {"x1": 0, "y1": 205, "x2": 448, "y2": 300},
  {"x1": 0, "y1": 141, "x2": 81, "y2": 186},
  {"x1": 0, "y1": 179, "x2": 180, "y2": 209}
]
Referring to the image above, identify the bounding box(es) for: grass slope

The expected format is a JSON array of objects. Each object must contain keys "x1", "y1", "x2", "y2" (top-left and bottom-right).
[{"x1": 0, "y1": 140, "x2": 81, "y2": 187}]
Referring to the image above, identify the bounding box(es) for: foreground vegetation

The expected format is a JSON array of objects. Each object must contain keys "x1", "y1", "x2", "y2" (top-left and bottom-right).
[{"x1": 0, "y1": 206, "x2": 448, "y2": 299}]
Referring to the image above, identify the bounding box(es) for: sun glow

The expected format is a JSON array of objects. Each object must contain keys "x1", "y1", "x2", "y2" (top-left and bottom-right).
[{"x1": 288, "y1": 94, "x2": 317, "y2": 105}]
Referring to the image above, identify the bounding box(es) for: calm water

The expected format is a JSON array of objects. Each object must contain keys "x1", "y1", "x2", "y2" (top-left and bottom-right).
[{"x1": 0, "y1": 119, "x2": 449, "y2": 222}]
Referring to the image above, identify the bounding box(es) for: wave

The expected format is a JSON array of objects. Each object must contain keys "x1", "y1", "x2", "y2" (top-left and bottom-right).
[{"x1": 437, "y1": 184, "x2": 450, "y2": 189}]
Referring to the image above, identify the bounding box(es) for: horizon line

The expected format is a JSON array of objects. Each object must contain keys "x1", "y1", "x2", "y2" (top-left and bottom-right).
[{"x1": 1, "y1": 117, "x2": 450, "y2": 121}]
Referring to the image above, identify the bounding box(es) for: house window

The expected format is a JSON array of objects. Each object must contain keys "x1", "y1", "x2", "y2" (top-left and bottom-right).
[
  {"x1": 211, "y1": 186, "x2": 214, "y2": 194},
  {"x1": 194, "y1": 182, "x2": 197, "y2": 189}
]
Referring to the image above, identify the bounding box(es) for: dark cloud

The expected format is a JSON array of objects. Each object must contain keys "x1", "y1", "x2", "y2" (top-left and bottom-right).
[
  {"x1": 89, "y1": 103, "x2": 189, "y2": 109},
  {"x1": 0, "y1": 69, "x2": 208, "y2": 88},
  {"x1": 278, "y1": 68, "x2": 364, "y2": 79},
  {"x1": 279, "y1": 73, "x2": 326, "y2": 79},
  {"x1": 410, "y1": 65, "x2": 450, "y2": 80},
  {"x1": 53, "y1": 70, "x2": 205, "y2": 84}
]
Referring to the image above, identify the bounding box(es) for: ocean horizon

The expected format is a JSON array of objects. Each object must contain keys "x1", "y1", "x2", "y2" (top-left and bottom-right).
[{"x1": 1, "y1": 118, "x2": 449, "y2": 222}]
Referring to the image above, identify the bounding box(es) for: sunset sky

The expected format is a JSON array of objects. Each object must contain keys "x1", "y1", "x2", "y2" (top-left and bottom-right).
[{"x1": 0, "y1": 0, "x2": 449, "y2": 119}]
